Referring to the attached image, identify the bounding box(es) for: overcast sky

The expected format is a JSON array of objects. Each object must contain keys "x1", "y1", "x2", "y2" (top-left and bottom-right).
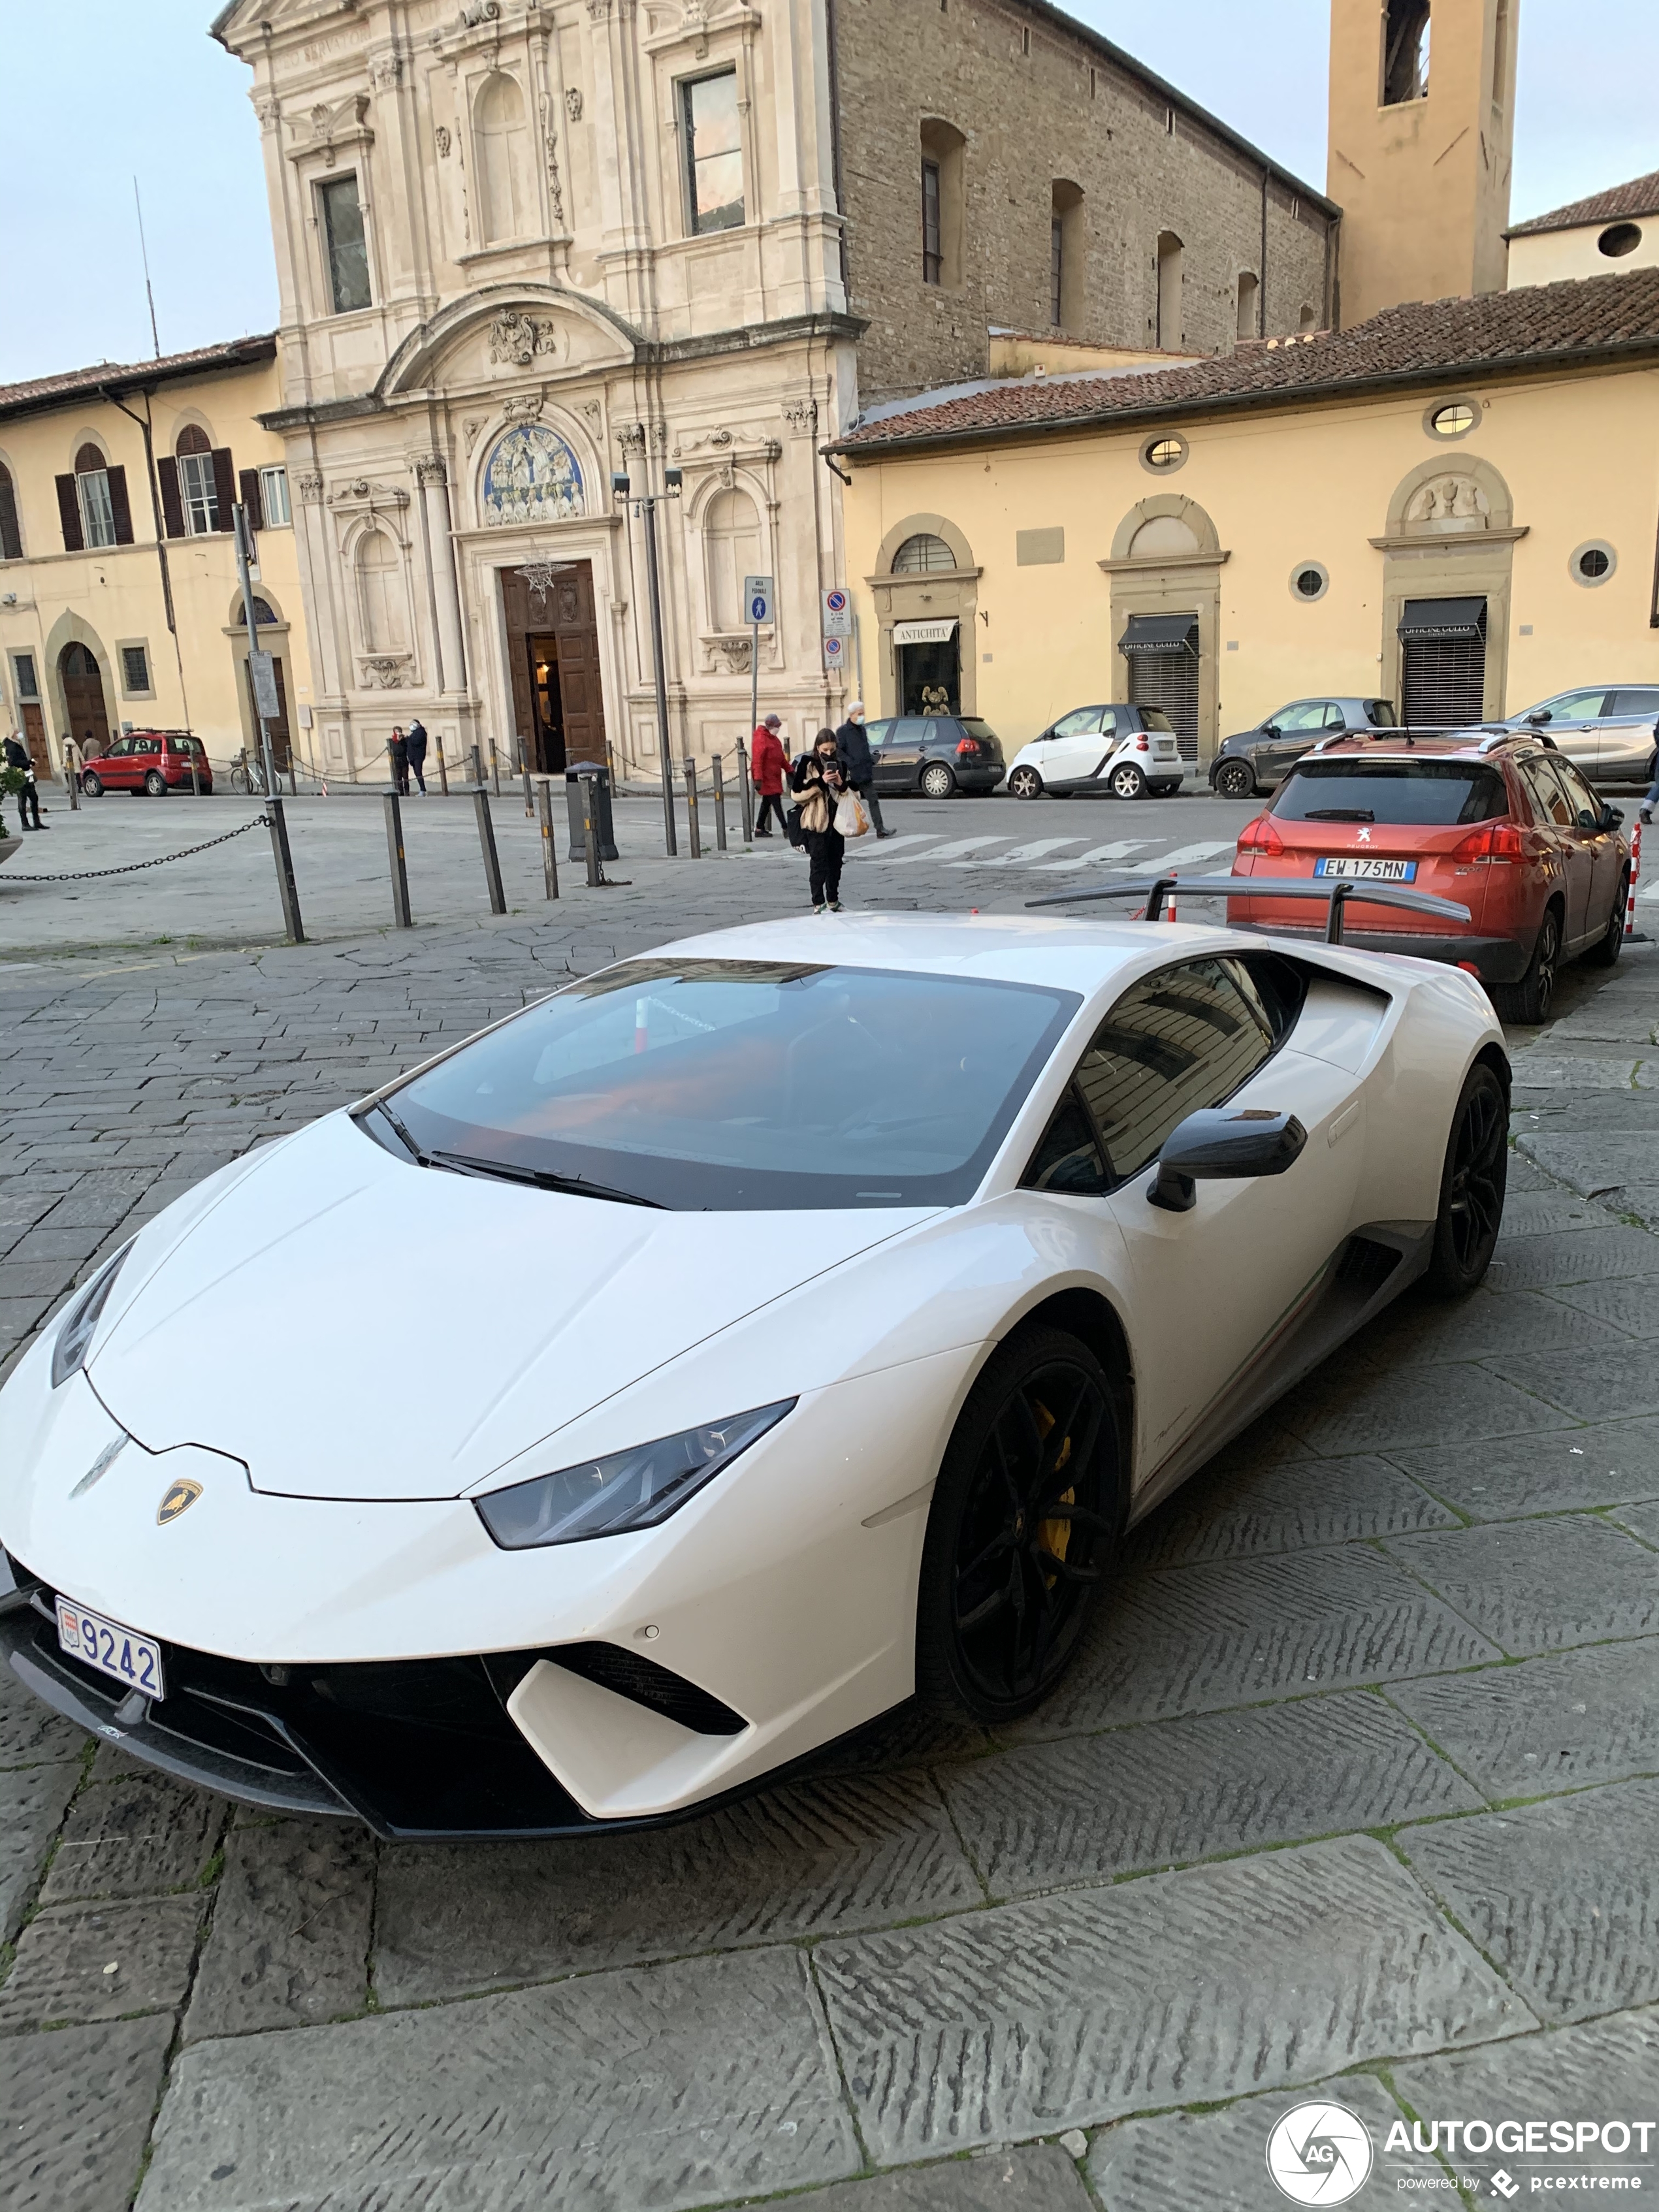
[{"x1": 1, "y1": 0, "x2": 1654, "y2": 383}]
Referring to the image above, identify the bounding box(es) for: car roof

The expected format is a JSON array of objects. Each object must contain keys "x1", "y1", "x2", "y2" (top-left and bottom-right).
[{"x1": 1299, "y1": 729, "x2": 1546, "y2": 764}]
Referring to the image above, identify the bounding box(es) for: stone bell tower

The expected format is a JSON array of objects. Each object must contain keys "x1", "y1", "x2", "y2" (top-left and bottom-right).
[{"x1": 1327, "y1": 0, "x2": 1518, "y2": 326}]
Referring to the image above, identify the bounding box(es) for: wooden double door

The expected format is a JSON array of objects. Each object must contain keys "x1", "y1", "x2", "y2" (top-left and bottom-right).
[{"x1": 500, "y1": 562, "x2": 606, "y2": 775}]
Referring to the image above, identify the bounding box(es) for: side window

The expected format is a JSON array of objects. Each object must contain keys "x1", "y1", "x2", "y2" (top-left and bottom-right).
[
  {"x1": 893, "y1": 718, "x2": 930, "y2": 742},
  {"x1": 318, "y1": 174, "x2": 372, "y2": 313},
  {"x1": 1021, "y1": 1089, "x2": 1110, "y2": 1195},
  {"x1": 1609, "y1": 689, "x2": 1659, "y2": 718},
  {"x1": 682, "y1": 70, "x2": 743, "y2": 234},
  {"x1": 1519, "y1": 758, "x2": 1572, "y2": 829},
  {"x1": 1072, "y1": 959, "x2": 1277, "y2": 1181},
  {"x1": 1273, "y1": 701, "x2": 1329, "y2": 733},
  {"x1": 1554, "y1": 759, "x2": 1602, "y2": 819},
  {"x1": 1052, "y1": 707, "x2": 1105, "y2": 737},
  {"x1": 1321, "y1": 703, "x2": 1348, "y2": 728},
  {"x1": 864, "y1": 720, "x2": 893, "y2": 748}
]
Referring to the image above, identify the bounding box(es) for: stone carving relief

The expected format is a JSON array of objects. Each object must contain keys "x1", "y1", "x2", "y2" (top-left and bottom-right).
[
  {"x1": 565, "y1": 87, "x2": 583, "y2": 122},
  {"x1": 251, "y1": 92, "x2": 281, "y2": 132},
  {"x1": 487, "y1": 308, "x2": 560, "y2": 367},
  {"x1": 502, "y1": 393, "x2": 545, "y2": 423},
  {"x1": 290, "y1": 93, "x2": 372, "y2": 168},
  {"x1": 1404, "y1": 475, "x2": 1491, "y2": 532},
  {"x1": 539, "y1": 98, "x2": 566, "y2": 229},
  {"x1": 329, "y1": 479, "x2": 411, "y2": 511},
  {"x1": 577, "y1": 400, "x2": 602, "y2": 426},
  {"x1": 295, "y1": 473, "x2": 325, "y2": 504},
  {"x1": 713, "y1": 637, "x2": 752, "y2": 673},
  {"x1": 435, "y1": 124, "x2": 451, "y2": 156},
  {"x1": 616, "y1": 424, "x2": 647, "y2": 455},
  {"x1": 457, "y1": 2, "x2": 501, "y2": 25},
  {"x1": 411, "y1": 454, "x2": 449, "y2": 487},
  {"x1": 481, "y1": 424, "x2": 586, "y2": 528},
  {"x1": 361, "y1": 656, "x2": 415, "y2": 689},
  {"x1": 462, "y1": 418, "x2": 488, "y2": 453},
  {"x1": 368, "y1": 52, "x2": 403, "y2": 91},
  {"x1": 781, "y1": 397, "x2": 818, "y2": 434}
]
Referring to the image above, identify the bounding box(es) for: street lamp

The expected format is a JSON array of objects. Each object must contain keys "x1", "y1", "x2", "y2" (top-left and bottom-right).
[{"x1": 617, "y1": 457, "x2": 683, "y2": 856}]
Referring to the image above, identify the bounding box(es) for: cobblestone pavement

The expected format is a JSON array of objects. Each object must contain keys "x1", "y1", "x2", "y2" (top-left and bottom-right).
[{"x1": 1, "y1": 882, "x2": 1656, "y2": 2209}]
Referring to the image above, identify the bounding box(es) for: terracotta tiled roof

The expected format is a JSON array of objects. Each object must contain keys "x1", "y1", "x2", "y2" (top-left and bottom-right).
[
  {"x1": 1508, "y1": 170, "x2": 1659, "y2": 238},
  {"x1": 834, "y1": 270, "x2": 1659, "y2": 453},
  {"x1": 0, "y1": 334, "x2": 277, "y2": 422}
]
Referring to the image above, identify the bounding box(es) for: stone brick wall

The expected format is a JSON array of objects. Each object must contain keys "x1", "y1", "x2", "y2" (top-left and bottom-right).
[{"x1": 833, "y1": 0, "x2": 1336, "y2": 402}]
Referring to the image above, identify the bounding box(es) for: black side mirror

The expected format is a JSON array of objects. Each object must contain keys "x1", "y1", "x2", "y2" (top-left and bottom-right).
[
  {"x1": 1263, "y1": 724, "x2": 1281, "y2": 740},
  {"x1": 1603, "y1": 804, "x2": 1624, "y2": 832},
  {"x1": 1527, "y1": 710, "x2": 1551, "y2": 727},
  {"x1": 1148, "y1": 1107, "x2": 1308, "y2": 1213}
]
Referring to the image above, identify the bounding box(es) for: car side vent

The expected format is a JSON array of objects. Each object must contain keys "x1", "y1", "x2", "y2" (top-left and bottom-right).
[
  {"x1": 547, "y1": 1642, "x2": 748, "y2": 1737},
  {"x1": 1334, "y1": 1235, "x2": 1404, "y2": 1296}
]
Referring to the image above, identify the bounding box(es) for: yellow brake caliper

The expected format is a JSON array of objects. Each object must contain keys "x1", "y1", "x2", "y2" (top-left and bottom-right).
[{"x1": 1030, "y1": 1398, "x2": 1074, "y2": 1583}]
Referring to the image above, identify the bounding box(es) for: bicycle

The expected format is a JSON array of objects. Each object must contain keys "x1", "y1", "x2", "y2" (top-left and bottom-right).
[{"x1": 228, "y1": 749, "x2": 270, "y2": 797}]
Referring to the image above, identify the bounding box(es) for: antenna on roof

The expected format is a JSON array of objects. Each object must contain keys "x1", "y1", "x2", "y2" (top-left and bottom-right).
[{"x1": 133, "y1": 178, "x2": 161, "y2": 360}]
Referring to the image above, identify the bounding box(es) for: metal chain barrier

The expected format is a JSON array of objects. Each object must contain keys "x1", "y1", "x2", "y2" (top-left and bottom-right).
[{"x1": 0, "y1": 813, "x2": 273, "y2": 884}]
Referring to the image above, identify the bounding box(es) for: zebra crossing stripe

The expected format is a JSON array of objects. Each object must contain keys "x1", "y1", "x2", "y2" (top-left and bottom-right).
[
  {"x1": 844, "y1": 833, "x2": 935, "y2": 861},
  {"x1": 878, "y1": 835, "x2": 1007, "y2": 864},
  {"x1": 1148, "y1": 841, "x2": 1234, "y2": 869},
  {"x1": 949, "y1": 838, "x2": 1084, "y2": 868},
  {"x1": 1033, "y1": 839, "x2": 1158, "y2": 871}
]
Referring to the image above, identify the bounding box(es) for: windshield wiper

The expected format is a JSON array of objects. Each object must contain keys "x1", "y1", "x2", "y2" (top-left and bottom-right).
[
  {"x1": 427, "y1": 1149, "x2": 665, "y2": 1208},
  {"x1": 1302, "y1": 808, "x2": 1376, "y2": 821}
]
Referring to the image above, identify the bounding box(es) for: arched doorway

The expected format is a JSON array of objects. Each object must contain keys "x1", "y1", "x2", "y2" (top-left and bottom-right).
[{"x1": 59, "y1": 641, "x2": 110, "y2": 756}]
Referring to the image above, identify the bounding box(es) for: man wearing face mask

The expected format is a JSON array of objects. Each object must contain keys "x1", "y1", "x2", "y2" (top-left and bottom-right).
[{"x1": 835, "y1": 701, "x2": 894, "y2": 840}]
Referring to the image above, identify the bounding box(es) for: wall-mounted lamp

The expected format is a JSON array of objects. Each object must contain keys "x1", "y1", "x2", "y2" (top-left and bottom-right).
[{"x1": 611, "y1": 471, "x2": 631, "y2": 498}]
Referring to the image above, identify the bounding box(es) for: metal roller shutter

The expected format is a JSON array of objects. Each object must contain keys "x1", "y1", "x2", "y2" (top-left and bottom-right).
[
  {"x1": 1129, "y1": 650, "x2": 1201, "y2": 760},
  {"x1": 1402, "y1": 635, "x2": 1486, "y2": 728}
]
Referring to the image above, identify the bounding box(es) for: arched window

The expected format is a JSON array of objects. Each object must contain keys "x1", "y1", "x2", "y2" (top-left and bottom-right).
[
  {"x1": 920, "y1": 120, "x2": 965, "y2": 288},
  {"x1": 357, "y1": 530, "x2": 409, "y2": 655},
  {"x1": 1298, "y1": 302, "x2": 1319, "y2": 332},
  {"x1": 174, "y1": 425, "x2": 221, "y2": 535},
  {"x1": 1128, "y1": 513, "x2": 1200, "y2": 559},
  {"x1": 892, "y1": 532, "x2": 956, "y2": 573},
  {"x1": 233, "y1": 597, "x2": 281, "y2": 628},
  {"x1": 703, "y1": 488, "x2": 763, "y2": 632},
  {"x1": 74, "y1": 442, "x2": 116, "y2": 549},
  {"x1": 0, "y1": 461, "x2": 21, "y2": 560},
  {"x1": 1383, "y1": 0, "x2": 1431, "y2": 106},
  {"x1": 1155, "y1": 232, "x2": 1184, "y2": 349},
  {"x1": 1236, "y1": 271, "x2": 1259, "y2": 340},
  {"x1": 475, "y1": 72, "x2": 531, "y2": 245}
]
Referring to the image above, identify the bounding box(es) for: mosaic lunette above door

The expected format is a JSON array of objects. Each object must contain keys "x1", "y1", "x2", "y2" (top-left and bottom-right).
[{"x1": 481, "y1": 424, "x2": 585, "y2": 528}]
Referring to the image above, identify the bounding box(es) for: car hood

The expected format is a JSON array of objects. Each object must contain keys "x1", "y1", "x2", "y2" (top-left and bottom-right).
[{"x1": 87, "y1": 1112, "x2": 929, "y2": 1501}]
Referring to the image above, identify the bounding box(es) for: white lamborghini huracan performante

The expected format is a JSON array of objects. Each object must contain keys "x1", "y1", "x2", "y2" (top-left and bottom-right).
[{"x1": 0, "y1": 915, "x2": 1508, "y2": 1838}]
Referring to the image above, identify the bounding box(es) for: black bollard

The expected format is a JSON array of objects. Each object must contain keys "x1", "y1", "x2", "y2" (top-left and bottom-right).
[
  {"x1": 711, "y1": 754, "x2": 728, "y2": 851},
  {"x1": 474, "y1": 788, "x2": 506, "y2": 914},
  {"x1": 736, "y1": 738, "x2": 753, "y2": 846},
  {"x1": 266, "y1": 794, "x2": 305, "y2": 944},
  {"x1": 683, "y1": 757, "x2": 702, "y2": 859},
  {"x1": 384, "y1": 793, "x2": 412, "y2": 928},
  {"x1": 581, "y1": 779, "x2": 602, "y2": 888}
]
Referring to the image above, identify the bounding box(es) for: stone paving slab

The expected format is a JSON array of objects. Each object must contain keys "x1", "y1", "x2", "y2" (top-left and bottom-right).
[
  {"x1": 0, "y1": 2015, "x2": 174, "y2": 2212},
  {"x1": 1389, "y1": 1417, "x2": 1659, "y2": 1518},
  {"x1": 1518, "y1": 1132, "x2": 1659, "y2": 1194},
  {"x1": 1007, "y1": 1542, "x2": 1502, "y2": 1740},
  {"x1": 1386, "y1": 1638, "x2": 1659, "y2": 1799},
  {"x1": 813, "y1": 1836, "x2": 1530, "y2": 2162},
  {"x1": 1271, "y1": 1358, "x2": 1572, "y2": 1456},
  {"x1": 0, "y1": 1895, "x2": 202, "y2": 2028},
  {"x1": 184, "y1": 1818, "x2": 374, "y2": 2042},
  {"x1": 1119, "y1": 1451, "x2": 1458, "y2": 1571},
  {"x1": 1488, "y1": 1339, "x2": 1659, "y2": 1422},
  {"x1": 942, "y1": 1691, "x2": 1481, "y2": 1896},
  {"x1": 1484, "y1": 1225, "x2": 1659, "y2": 1292},
  {"x1": 1549, "y1": 1273, "x2": 1659, "y2": 1338},
  {"x1": 1611, "y1": 1496, "x2": 1659, "y2": 1547},
  {"x1": 374, "y1": 1770, "x2": 981, "y2": 2004},
  {"x1": 1350, "y1": 1283, "x2": 1624, "y2": 1370},
  {"x1": 777, "y1": 2146, "x2": 1093, "y2": 2211},
  {"x1": 42, "y1": 1770, "x2": 222, "y2": 1905},
  {"x1": 1400, "y1": 1778, "x2": 1659, "y2": 2023},
  {"x1": 0, "y1": 1761, "x2": 78, "y2": 1940},
  {"x1": 139, "y1": 1946, "x2": 860, "y2": 2212},
  {"x1": 1383, "y1": 1514, "x2": 1659, "y2": 1656}
]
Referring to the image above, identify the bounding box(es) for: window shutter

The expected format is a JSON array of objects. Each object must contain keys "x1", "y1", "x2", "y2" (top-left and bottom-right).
[
  {"x1": 0, "y1": 467, "x2": 20, "y2": 560},
  {"x1": 238, "y1": 466, "x2": 265, "y2": 532},
  {"x1": 106, "y1": 464, "x2": 135, "y2": 545},
  {"x1": 210, "y1": 447, "x2": 236, "y2": 531},
  {"x1": 56, "y1": 475, "x2": 85, "y2": 553},
  {"x1": 157, "y1": 455, "x2": 185, "y2": 538}
]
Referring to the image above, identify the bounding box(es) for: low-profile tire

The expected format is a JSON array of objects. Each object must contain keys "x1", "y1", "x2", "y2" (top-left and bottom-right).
[
  {"x1": 1213, "y1": 758, "x2": 1256, "y2": 801},
  {"x1": 142, "y1": 769, "x2": 168, "y2": 797},
  {"x1": 80, "y1": 772, "x2": 103, "y2": 797},
  {"x1": 1587, "y1": 870, "x2": 1629, "y2": 967},
  {"x1": 1007, "y1": 764, "x2": 1044, "y2": 801},
  {"x1": 1108, "y1": 762, "x2": 1147, "y2": 801},
  {"x1": 1490, "y1": 905, "x2": 1561, "y2": 1025},
  {"x1": 919, "y1": 761, "x2": 956, "y2": 800},
  {"x1": 1421, "y1": 1062, "x2": 1508, "y2": 1297},
  {"x1": 916, "y1": 1325, "x2": 1122, "y2": 1723}
]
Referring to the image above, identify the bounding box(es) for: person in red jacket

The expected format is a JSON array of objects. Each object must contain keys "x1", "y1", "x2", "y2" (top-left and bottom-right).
[{"x1": 750, "y1": 713, "x2": 788, "y2": 838}]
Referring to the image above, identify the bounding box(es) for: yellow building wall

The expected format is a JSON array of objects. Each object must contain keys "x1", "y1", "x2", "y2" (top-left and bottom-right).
[
  {"x1": 0, "y1": 357, "x2": 314, "y2": 777},
  {"x1": 1507, "y1": 224, "x2": 1659, "y2": 289},
  {"x1": 842, "y1": 365, "x2": 1659, "y2": 754}
]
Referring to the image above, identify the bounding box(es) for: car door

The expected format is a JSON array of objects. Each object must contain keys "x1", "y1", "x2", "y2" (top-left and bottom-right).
[
  {"x1": 863, "y1": 721, "x2": 896, "y2": 792},
  {"x1": 1043, "y1": 956, "x2": 1366, "y2": 1494},
  {"x1": 1042, "y1": 707, "x2": 1110, "y2": 788},
  {"x1": 97, "y1": 737, "x2": 138, "y2": 790},
  {"x1": 1520, "y1": 690, "x2": 1613, "y2": 779},
  {"x1": 1553, "y1": 754, "x2": 1624, "y2": 944},
  {"x1": 877, "y1": 718, "x2": 929, "y2": 790},
  {"x1": 1599, "y1": 689, "x2": 1659, "y2": 782},
  {"x1": 1257, "y1": 701, "x2": 1336, "y2": 786},
  {"x1": 1519, "y1": 756, "x2": 1594, "y2": 948}
]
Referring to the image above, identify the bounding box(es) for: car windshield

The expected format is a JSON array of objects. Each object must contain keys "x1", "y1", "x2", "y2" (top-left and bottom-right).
[
  {"x1": 385, "y1": 958, "x2": 1080, "y2": 1211},
  {"x1": 1271, "y1": 758, "x2": 1509, "y2": 826}
]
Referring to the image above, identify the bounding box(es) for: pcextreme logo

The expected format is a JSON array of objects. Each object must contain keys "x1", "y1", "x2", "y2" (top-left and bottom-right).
[{"x1": 1267, "y1": 2102, "x2": 1375, "y2": 2204}]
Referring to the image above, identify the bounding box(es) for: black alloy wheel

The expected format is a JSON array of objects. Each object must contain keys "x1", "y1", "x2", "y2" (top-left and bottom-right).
[
  {"x1": 1587, "y1": 870, "x2": 1630, "y2": 967},
  {"x1": 1214, "y1": 758, "x2": 1256, "y2": 801},
  {"x1": 1007, "y1": 764, "x2": 1044, "y2": 800},
  {"x1": 1423, "y1": 1062, "x2": 1508, "y2": 1296},
  {"x1": 918, "y1": 1327, "x2": 1119, "y2": 1721},
  {"x1": 1494, "y1": 905, "x2": 1560, "y2": 1026}
]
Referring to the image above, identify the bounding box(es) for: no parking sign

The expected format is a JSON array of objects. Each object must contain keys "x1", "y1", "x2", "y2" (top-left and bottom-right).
[
  {"x1": 822, "y1": 633, "x2": 846, "y2": 670},
  {"x1": 822, "y1": 587, "x2": 852, "y2": 636}
]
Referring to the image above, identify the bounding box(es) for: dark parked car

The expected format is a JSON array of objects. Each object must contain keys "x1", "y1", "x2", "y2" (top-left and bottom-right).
[
  {"x1": 1210, "y1": 696, "x2": 1394, "y2": 799},
  {"x1": 1005, "y1": 704, "x2": 1186, "y2": 800},
  {"x1": 863, "y1": 714, "x2": 1006, "y2": 798},
  {"x1": 81, "y1": 731, "x2": 213, "y2": 797}
]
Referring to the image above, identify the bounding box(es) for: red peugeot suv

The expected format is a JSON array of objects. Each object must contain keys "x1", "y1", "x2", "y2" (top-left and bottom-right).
[
  {"x1": 1230, "y1": 731, "x2": 1630, "y2": 1023},
  {"x1": 81, "y1": 731, "x2": 212, "y2": 798}
]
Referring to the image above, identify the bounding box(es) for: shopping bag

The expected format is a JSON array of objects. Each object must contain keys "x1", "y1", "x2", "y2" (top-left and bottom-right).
[{"x1": 835, "y1": 792, "x2": 870, "y2": 839}]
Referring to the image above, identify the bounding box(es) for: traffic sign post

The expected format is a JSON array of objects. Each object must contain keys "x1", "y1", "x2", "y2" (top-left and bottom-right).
[
  {"x1": 744, "y1": 573, "x2": 773, "y2": 754},
  {"x1": 821, "y1": 588, "x2": 851, "y2": 635}
]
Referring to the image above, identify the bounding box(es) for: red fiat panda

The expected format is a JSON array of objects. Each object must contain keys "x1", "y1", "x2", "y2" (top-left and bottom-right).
[{"x1": 1230, "y1": 731, "x2": 1630, "y2": 1023}]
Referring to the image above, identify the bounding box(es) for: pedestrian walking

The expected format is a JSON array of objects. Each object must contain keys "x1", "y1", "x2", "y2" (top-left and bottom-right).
[
  {"x1": 404, "y1": 718, "x2": 430, "y2": 795},
  {"x1": 835, "y1": 700, "x2": 894, "y2": 839},
  {"x1": 389, "y1": 726, "x2": 410, "y2": 795},
  {"x1": 792, "y1": 728, "x2": 849, "y2": 912},
  {"x1": 750, "y1": 713, "x2": 788, "y2": 838},
  {"x1": 3, "y1": 731, "x2": 43, "y2": 830}
]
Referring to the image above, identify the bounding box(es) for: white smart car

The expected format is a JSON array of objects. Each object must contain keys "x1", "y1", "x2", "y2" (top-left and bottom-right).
[
  {"x1": 1005, "y1": 705, "x2": 1188, "y2": 801},
  {"x1": 0, "y1": 914, "x2": 1506, "y2": 1839}
]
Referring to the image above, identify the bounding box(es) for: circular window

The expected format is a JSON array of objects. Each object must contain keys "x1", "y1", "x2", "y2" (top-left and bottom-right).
[
  {"x1": 1598, "y1": 222, "x2": 1643, "y2": 259},
  {"x1": 1139, "y1": 432, "x2": 1189, "y2": 474},
  {"x1": 1428, "y1": 401, "x2": 1477, "y2": 438},
  {"x1": 1570, "y1": 539, "x2": 1617, "y2": 587},
  {"x1": 1289, "y1": 561, "x2": 1329, "y2": 602}
]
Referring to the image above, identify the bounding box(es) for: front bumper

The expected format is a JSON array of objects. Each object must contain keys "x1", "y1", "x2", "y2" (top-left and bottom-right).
[{"x1": 1232, "y1": 919, "x2": 1526, "y2": 982}]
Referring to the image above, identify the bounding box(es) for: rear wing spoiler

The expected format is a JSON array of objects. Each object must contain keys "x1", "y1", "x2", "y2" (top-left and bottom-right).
[{"x1": 1027, "y1": 874, "x2": 1470, "y2": 944}]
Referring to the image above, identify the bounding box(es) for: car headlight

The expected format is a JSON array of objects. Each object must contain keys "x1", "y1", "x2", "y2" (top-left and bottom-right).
[
  {"x1": 51, "y1": 1244, "x2": 134, "y2": 1390},
  {"x1": 474, "y1": 1400, "x2": 797, "y2": 1550}
]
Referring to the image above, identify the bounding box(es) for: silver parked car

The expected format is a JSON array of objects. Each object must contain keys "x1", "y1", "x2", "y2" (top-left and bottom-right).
[
  {"x1": 1209, "y1": 697, "x2": 1395, "y2": 798},
  {"x1": 1502, "y1": 686, "x2": 1659, "y2": 786}
]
